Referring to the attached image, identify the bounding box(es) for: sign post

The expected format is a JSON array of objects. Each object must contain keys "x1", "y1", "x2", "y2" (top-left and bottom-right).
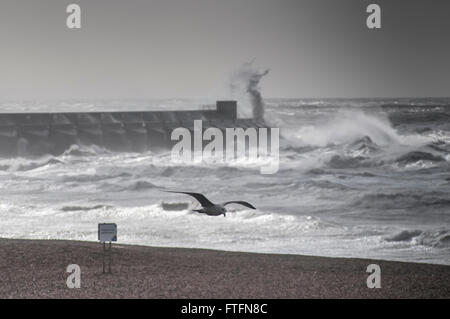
[{"x1": 98, "y1": 223, "x2": 117, "y2": 274}]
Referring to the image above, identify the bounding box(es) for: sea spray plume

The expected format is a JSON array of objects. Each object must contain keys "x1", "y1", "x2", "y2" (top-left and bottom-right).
[
  {"x1": 248, "y1": 68, "x2": 270, "y2": 121},
  {"x1": 230, "y1": 62, "x2": 270, "y2": 121}
]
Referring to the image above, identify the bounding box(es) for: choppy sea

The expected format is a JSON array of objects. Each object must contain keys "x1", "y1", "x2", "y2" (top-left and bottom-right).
[{"x1": 0, "y1": 98, "x2": 449, "y2": 265}]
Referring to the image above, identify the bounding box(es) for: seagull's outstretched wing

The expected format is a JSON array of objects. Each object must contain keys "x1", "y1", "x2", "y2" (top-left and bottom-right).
[
  {"x1": 164, "y1": 191, "x2": 215, "y2": 207},
  {"x1": 223, "y1": 201, "x2": 256, "y2": 210}
]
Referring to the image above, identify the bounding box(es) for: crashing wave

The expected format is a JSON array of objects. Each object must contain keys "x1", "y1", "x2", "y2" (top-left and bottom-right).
[
  {"x1": 413, "y1": 230, "x2": 450, "y2": 248},
  {"x1": 385, "y1": 230, "x2": 422, "y2": 242},
  {"x1": 353, "y1": 192, "x2": 450, "y2": 209},
  {"x1": 396, "y1": 151, "x2": 445, "y2": 165},
  {"x1": 1, "y1": 157, "x2": 64, "y2": 172},
  {"x1": 384, "y1": 229, "x2": 450, "y2": 248},
  {"x1": 348, "y1": 136, "x2": 379, "y2": 154}
]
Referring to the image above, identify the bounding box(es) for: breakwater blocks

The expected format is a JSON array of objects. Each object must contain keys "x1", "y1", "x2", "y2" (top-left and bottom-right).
[{"x1": 0, "y1": 101, "x2": 266, "y2": 156}]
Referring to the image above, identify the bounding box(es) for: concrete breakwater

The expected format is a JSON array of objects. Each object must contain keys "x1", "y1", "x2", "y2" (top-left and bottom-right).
[{"x1": 0, "y1": 101, "x2": 266, "y2": 156}]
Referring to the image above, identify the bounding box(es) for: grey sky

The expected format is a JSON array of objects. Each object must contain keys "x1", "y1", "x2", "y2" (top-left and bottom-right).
[{"x1": 0, "y1": 0, "x2": 449, "y2": 99}]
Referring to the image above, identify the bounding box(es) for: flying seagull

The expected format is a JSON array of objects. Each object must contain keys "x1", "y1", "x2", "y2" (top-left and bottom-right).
[{"x1": 164, "y1": 191, "x2": 256, "y2": 217}]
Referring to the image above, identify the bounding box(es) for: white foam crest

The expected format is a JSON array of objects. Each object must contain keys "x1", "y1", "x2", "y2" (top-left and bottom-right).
[{"x1": 281, "y1": 109, "x2": 429, "y2": 148}]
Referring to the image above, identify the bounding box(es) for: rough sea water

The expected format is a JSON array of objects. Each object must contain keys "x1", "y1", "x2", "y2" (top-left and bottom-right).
[{"x1": 0, "y1": 98, "x2": 449, "y2": 265}]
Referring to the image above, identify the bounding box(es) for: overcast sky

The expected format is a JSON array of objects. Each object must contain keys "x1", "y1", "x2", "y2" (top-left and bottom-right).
[{"x1": 0, "y1": 0, "x2": 449, "y2": 99}]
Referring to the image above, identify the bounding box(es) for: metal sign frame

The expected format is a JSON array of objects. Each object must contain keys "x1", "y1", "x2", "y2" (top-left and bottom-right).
[{"x1": 98, "y1": 223, "x2": 117, "y2": 274}]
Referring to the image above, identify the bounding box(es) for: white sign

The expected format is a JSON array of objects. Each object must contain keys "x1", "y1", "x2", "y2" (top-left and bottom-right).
[{"x1": 98, "y1": 223, "x2": 117, "y2": 242}]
